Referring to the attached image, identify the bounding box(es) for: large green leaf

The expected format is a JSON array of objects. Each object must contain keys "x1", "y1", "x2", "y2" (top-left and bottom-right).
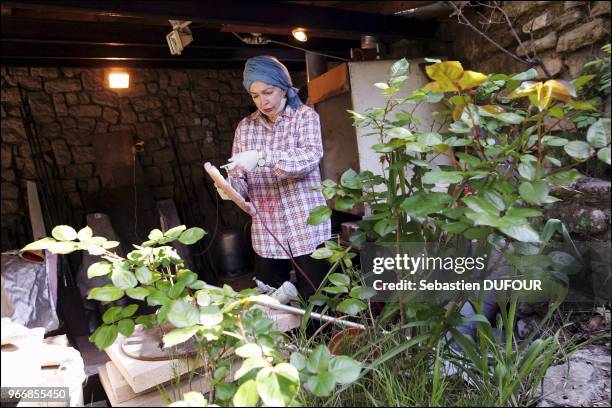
[
  {"x1": 374, "y1": 218, "x2": 396, "y2": 237},
  {"x1": 518, "y1": 162, "x2": 536, "y2": 181},
  {"x1": 233, "y1": 380, "x2": 259, "y2": 407},
  {"x1": 235, "y1": 357, "x2": 269, "y2": 381},
  {"x1": 541, "y1": 136, "x2": 568, "y2": 146},
  {"x1": 167, "y1": 299, "x2": 199, "y2": 328},
  {"x1": 400, "y1": 192, "x2": 453, "y2": 217},
  {"x1": 164, "y1": 225, "x2": 187, "y2": 239},
  {"x1": 329, "y1": 356, "x2": 361, "y2": 384},
  {"x1": 335, "y1": 197, "x2": 356, "y2": 211},
  {"x1": 519, "y1": 181, "x2": 548, "y2": 205},
  {"x1": 199, "y1": 305, "x2": 223, "y2": 328},
  {"x1": 168, "y1": 281, "x2": 187, "y2": 299},
  {"x1": 545, "y1": 169, "x2": 583, "y2": 186},
  {"x1": 306, "y1": 345, "x2": 331, "y2": 374},
  {"x1": 564, "y1": 141, "x2": 594, "y2": 160},
  {"x1": 442, "y1": 222, "x2": 469, "y2": 233},
  {"x1": 465, "y1": 212, "x2": 504, "y2": 228},
  {"x1": 387, "y1": 127, "x2": 412, "y2": 139},
  {"x1": 336, "y1": 298, "x2": 367, "y2": 316},
  {"x1": 256, "y1": 364, "x2": 300, "y2": 407},
  {"x1": 499, "y1": 225, "x2": 540, "y2": 243},
  {"x1": 307, "y1": 371, "x2": 336, "y2": 397},
  {"x1": 462, "y1": 196, "x2": 500, "y2": 216},
  {"x1": 162, "y1": 326, "x2": 200, "y2": 348},
  {"x1": 349, "y1": 286, "x2": 377, "y2": 300},
  {"x1": 90, "y1": 324, "x2": 118, "y2": 350},
  {"x1": 215, "y1": 383, "x2": 236, "y2": 402},
  {"x1": 587, "y1": 118, "x2": 611, "y2": 148},
  {"x1": 102, "y1": 306, "x2": 123, "y2": 324},
  {"x1": 21, "y1": 237, "x2": 56, "y2": 252},
  {"x1": 417, "y1": 132, "x2": 443, "y2": 146},
  {"x1": 125, "y1": 286, "x2": 149, "y2": 300},
  {"x1": 307, "y1": 205, "x2": 332, "y2": 225},
  {"x1": 77, "y1": 226, "x2": 93, "y2": 241},
  {"x1": 340, "y1": 169, "x2": 363, "y2": 189},
  {"x1": 389, "y1": 58, "x2": 409, "y2": 77},
  {"x1": 111, "y1": 267, "x2": 138, "y2": 290},
  {"x1": 88, "y1": 286, "x2": 124, "y2": 302},
  {"x1": 506, "y1": 208, "x2": 542, "y2": 218},
  {"x1": 47, "y1": 241, "x2": 78, "y2": 254},
  {"x1": 134, "y1": 266, "x2": 153, "y2": 285},
  {"x1": 311, "y1": 247, "x2": 333, "y2": 259},
  {"x1": 597, "y1": 147, "x2": 611, "y2": 165},
  {"x1": 496, "y1": 112, "x2": 524, "y2": 124},
  {"x1": 511, "y1": 68, "x2": 538, "y2": 81},
  {"x1": 328, "y1": 273, "x2": 350, "y2": 287},
  {"x1": 236, "y1": 343, "x2": 263, "y2": 358},
  {"x1": 455, "y1": 152, "x2": 481, "y2": 168},
  {"x1": 422, "y1": 171, "x2": 464, "y2": 185},
  {"x1": 87, "y1": 262, "x2": 113, "y2": 279},
  {"x1": 148, "y1": 229, "x2": 163, "y2": 240},
  {"x1": 51, "y1": 225, "x2": 77, "y2": 241},
  {"x1": 117, "y1": 319, "x2": 135, "y2": 337},
  {"x1": 178, "y1": 227, "x2": 207, "y2": 245},
  {"x1": 146, "y1": 290, "x2": 170, "y2": 307},
  {"x1": 323, "y1": 286, "x2": 348, "y2": 295},
  {"x1": 290, "y1": 352, "x2": 307, "y2": 370}
]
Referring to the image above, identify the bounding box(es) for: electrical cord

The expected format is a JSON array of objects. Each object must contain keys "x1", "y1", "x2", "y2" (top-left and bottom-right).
[
  {"x1": 231, "y1": 32, "x2": 349, "y2": 61},
  {"x1": 243, "y1": 189, "x2": 317, "y2": 292}
]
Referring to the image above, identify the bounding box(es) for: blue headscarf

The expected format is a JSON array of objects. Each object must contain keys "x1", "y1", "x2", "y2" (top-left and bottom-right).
[{"x1": 243, "y1": 56, "x2": 302, "y2": 109}]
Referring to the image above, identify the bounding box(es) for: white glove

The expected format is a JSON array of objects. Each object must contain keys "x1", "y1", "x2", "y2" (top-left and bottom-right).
[{"x1": 227, "y1": 150, "x2": 259, "y2": 172}]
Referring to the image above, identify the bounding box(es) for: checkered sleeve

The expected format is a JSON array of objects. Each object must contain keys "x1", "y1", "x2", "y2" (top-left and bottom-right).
[
  {"x1": 265, "y1": 108, "x2": 323, "y2": 179},
  {"x1": 228, "y1": 119, "x2": 249, "y2": 199}
]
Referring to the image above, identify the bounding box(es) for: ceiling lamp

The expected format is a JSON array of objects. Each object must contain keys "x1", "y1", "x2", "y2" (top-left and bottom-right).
[{"x1": 291, "y1": 28, "x2": 308, "y2": 42}]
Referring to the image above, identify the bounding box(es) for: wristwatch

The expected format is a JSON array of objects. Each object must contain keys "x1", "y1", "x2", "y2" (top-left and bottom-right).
[{"x1": 257, "y1": 150, "x2": 267, "y2": 167}]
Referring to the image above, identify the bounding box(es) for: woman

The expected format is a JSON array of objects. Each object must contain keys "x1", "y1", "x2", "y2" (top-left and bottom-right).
[{"x1": 217, "y1": 55, "x2": 331, "y2": 299}]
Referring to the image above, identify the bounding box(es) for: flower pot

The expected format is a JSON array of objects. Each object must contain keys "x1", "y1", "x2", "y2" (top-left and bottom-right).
[{"x1": 328, "y1": 328, "x2": 369, "y2": 356}]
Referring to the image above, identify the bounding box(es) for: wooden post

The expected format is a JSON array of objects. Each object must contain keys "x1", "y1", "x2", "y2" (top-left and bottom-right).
[
  {"x1": 305, "y1": 51, "x2": 327, "y2": 83},
  {"x1": 26, "y1": 181, "x2": 46, "y2": 240}
]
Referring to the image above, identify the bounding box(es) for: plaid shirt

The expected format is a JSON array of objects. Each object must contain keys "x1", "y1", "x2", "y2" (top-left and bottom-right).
[{"x1": 229, "y1": 104, "x2": 331, "y2": 259}]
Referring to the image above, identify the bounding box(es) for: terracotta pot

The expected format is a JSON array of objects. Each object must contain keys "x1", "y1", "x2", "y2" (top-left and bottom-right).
[{"x1": 328, "y1": 328, "x2": 369, "y2": 356}]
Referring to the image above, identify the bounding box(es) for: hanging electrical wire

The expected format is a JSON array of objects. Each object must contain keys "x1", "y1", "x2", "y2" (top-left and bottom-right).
[{"x1": 231, "y1": 32, "x2": 349, "y2": 61}]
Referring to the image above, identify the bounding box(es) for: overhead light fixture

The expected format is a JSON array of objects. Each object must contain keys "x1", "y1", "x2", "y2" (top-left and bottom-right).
[
  {"x1": 292, "y1": 28, "x2": 308, "y2": 42},
  {"x1": 167, "y1": 20, "x2": 193, "y2": 55},
  {"x1": 107, "y1": 69, "x2": 129, "y2": 89}
]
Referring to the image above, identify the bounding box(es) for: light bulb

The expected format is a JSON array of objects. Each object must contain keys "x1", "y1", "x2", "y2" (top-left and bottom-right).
[
  {"x1": 108, "y1": 72, "x2": 129, "y2": 88},
  {"x1": 292, "y1": 28, "x2": 307, "y2": 42}
]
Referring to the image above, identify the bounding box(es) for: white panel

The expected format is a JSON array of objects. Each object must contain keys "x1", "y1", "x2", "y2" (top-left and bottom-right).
[{"x1": 348, "y1": 59, "x2": 451, "y2": 180}]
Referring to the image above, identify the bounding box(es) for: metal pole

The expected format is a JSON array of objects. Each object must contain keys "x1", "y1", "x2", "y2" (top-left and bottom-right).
[{"x1": 203, "y1": 284, "x2": 367, "y2": 331}]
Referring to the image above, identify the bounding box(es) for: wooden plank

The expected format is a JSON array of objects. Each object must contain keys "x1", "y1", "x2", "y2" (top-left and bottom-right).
[
  {"x1": 26, "y1": 181, "x2": 46, "y2": 240},
  {"x1": 100, "y1": 360, "x2": 213, "y2": 406},
  {"x1": 102, "y1": 361, "x2": 143, "y2": 404},
  {"x1": 204, "y1": 163, "x2": 255, "y2": 216},
  {"x1": 98, "y1": 364, "x2": 119, "y2": 405},
  {"x1": 105, "y1": 327, "x2": 205, "y2": 393},
  {"x1": 100, "y1": 359, "x2": 242, "y2": 407},
  {"x1": 308, "y1": 63, "x2": 349, "y2": 105}
]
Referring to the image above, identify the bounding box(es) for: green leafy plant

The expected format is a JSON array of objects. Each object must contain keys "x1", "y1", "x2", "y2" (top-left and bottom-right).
[
  {"x1": 22, "y1": 225, "x2": 361, "y2": 406},
  {"x1": 301, "y1": 55, "x2": 610, "y2": 406}
]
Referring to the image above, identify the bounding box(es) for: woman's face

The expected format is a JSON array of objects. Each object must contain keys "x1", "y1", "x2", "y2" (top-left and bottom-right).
[{"x1": 249, "y1": 81, "x2": 286, "y2": 118}]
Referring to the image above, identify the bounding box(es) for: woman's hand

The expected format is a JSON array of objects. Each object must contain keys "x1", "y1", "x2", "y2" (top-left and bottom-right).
[{"x1": 227, "y1": 150, "x2": 259, "y2": 172}]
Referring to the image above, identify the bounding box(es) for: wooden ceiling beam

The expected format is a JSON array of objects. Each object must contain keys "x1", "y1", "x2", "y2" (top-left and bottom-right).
[{"x1": 3, "y1": 0, "x2": 438, "y2": 39}]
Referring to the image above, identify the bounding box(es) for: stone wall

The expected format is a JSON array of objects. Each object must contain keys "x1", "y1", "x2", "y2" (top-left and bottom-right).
[
  {"x1": 1, "y1": 66, "x2": 304, "y2": 251},
  {"x1": 441, "y1": 1, "x2": 611, "y2": 79}
]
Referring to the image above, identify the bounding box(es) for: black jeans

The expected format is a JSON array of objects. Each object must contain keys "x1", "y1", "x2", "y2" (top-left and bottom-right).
[{"x1": 254, "y1": 247, "x2": 330, "y2": 300}]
